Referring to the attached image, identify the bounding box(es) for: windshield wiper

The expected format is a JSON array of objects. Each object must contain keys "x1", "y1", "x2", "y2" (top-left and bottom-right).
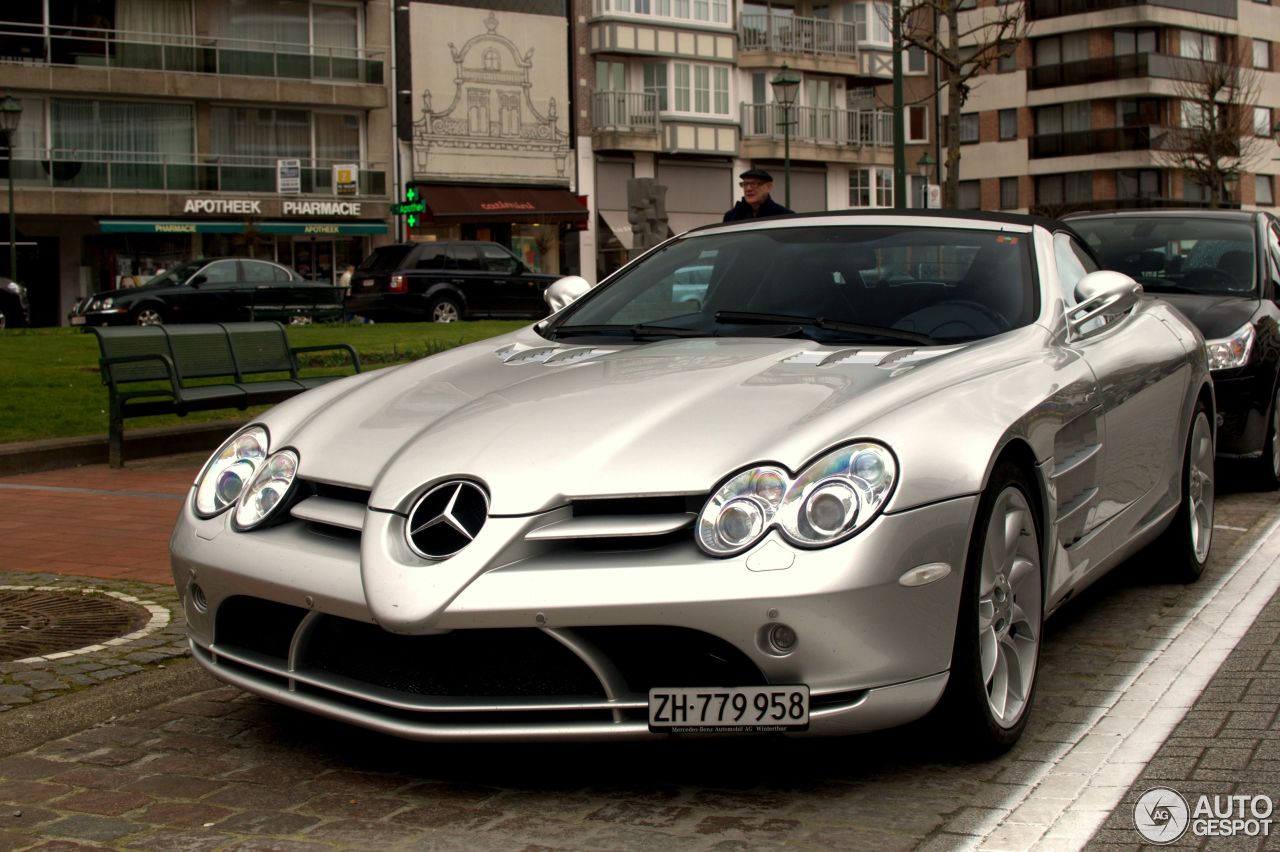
[
  {"x1": 549, "y1": 323, "x2": 711, "y2": 340},
  {"x1": 714, "y1": 311, "x2": 939, "y2": 346}
]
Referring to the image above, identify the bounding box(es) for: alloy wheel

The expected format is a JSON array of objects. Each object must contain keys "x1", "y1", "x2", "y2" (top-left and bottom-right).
[
  {"x1": 977, "y1": 486, "x2": 1042, "y2": 729},
  {"x1": 135, "y1": 308, "x2": 163, "y2": 326},
  {"x1": 432, "y1": 301, "x2": 460, "y2": 323},
  {"x1": 1188, "y1": 410, "x2": 1214, "y2": 564}
]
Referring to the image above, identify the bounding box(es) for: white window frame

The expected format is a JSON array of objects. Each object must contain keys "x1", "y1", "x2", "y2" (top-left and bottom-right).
[
  {"x1": 906, "y1": 104, "x2": 928, "y2": 143},
  {"x1": 1255, "y1": 39, "x2": 1272, "y2": 69},
  {"x1": 1258, "y1": 174, "x2": 1275, "y2": 206},
  {"x1": 1255, "y1": 107, "x2": 1273, "y2": 137},
  {"x1": 905, "y1": 46, "x2": 927, "y2": 75},
  {"x1": 669, "y1": 61, "x2": 730, "y2": 117}
]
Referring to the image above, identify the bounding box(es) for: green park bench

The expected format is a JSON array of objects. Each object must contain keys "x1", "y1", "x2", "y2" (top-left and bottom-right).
[{"x1": 89, "y1": 321, "x2": 361, "y2": 468}]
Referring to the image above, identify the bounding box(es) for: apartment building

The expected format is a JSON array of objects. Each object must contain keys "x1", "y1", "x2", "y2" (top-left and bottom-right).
[
  {"x1": 0, "y1": 0, "x2": 393, "y2": 326},
  {"x1": 577, "y1": 0, "x2": 939, "y2": 281},
  {"x1": 953, "y1": 0, "x2": 1280, "y2": 214}
]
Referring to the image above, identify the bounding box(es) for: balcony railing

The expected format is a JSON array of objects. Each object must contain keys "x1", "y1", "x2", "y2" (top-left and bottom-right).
[
  {"x1": 4, "y1": 149, "x2": 388, "y2": 196},
  {"x1": 0, "y1": 22, "x2": 384, "y2": 84},
  {"x1": 1028, "y1": 0, "x2": 1235, "y2": 21},
  {"x1": 740, "y1": 13, "x2": 858, "y2": 59},
  {"x1": 1029, "y1": 53, "x2": 1208, "y2": 89},
  {"x1": 1030, "y1": 125, "x2": 1178, "y2": 157},
  {"x1": 741, "y1": 103, "x2": 893, "y2": 147},
  {"x1": 592, "y1": 91, "x2": 659, "y2": 133}
]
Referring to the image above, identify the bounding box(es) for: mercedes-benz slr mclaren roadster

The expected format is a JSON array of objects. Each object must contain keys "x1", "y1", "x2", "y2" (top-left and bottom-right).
[{"x1": 171, "y1": 210, "x2": 1215, "y2": 754}]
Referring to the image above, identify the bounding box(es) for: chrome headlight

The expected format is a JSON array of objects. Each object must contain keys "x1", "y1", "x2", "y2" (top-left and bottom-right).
[
  {"x1": 1206, "y1": 322, "x2": 1255, "y2": 372},
  {"x1": 194, "y1": 426, "x2": 269, "y2": 517},
  {"x1": 233, "y1": 449, "x2": 299, "y2": 530},
  {"x1": 697, "y1": 443, "x2": 897, "y2": 556}
]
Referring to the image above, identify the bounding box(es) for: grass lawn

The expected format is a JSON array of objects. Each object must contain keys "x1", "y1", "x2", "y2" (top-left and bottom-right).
[{"x1": 0, "y1": 320, "x2": 526, "y2": 444}]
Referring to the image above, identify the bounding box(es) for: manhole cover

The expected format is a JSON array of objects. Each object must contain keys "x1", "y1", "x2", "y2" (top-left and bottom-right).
[{"x1": 0, "y1": 588, "x2": 153, "y2": 662}]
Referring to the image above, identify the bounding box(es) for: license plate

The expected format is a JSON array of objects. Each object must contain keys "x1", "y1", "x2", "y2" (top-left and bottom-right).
[
  {"x1": 648, "y1": 686, "x2": 809, "y2": 733},
  {"x1": 362, "y1": 278, "x2": 375, "y2": 287},
  {"x1": 69, "y1": 316, "x2": 85, "y2": 326}
]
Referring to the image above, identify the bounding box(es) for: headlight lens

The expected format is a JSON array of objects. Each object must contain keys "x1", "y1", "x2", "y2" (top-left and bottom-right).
[
  {"x1": 194, "y1": 426, "x2": 268, "y2": 517},
  {"x1": 697, "y1": 443, "x2": 896, "y2": 556},
  {"x1": 1206, "y1": 322, "x2": 1255, "y2": 372},
  {"x1": 233, "y1": 449, "x2": 299, "y2": 530}
]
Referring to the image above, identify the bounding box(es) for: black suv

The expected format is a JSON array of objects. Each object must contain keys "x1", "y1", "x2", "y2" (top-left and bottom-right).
[{"x1": 345, "y1": 241, "x2": 560, "y2": 322}]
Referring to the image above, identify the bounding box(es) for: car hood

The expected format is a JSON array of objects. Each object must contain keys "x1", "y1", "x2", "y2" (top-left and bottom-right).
[
  {"x1": 1152, "y1": 292, "x2": 1260, "y2": 339},
  {"x1": 265, "y1": 327, "x2": 1034, "y2": 515}
]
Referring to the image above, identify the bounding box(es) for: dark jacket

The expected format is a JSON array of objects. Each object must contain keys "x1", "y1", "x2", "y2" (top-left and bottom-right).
[{"x1": 723, "y1": 196, "x2": 794, "y2": 222}]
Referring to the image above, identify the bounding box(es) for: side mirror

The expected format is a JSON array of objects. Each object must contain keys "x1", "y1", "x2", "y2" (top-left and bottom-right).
[
  {"x1": 544, "y1": 275, "x2": 591, "y2": 312},
  {"x1": 1068, "y1": 270, "x2": 1142, "y2": 336}
]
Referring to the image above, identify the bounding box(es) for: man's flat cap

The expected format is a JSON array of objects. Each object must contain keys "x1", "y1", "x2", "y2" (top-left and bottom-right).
[{"x1": 740, "y1": 167, "x2": 774, "y2": 182}]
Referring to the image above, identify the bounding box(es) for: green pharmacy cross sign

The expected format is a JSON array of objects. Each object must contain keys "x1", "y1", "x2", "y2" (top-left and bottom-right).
[{"x1": 391, "y1": 187, "x2": 426, "y2": 223}]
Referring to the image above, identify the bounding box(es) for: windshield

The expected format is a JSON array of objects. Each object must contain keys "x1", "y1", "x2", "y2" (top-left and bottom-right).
[
  {"x1": 548, "y1": 224, "x2": 1037, "y2": 344},
  {"x1": 141, "y1": 260, "x2": 206, "y2": 289},
  {"x1": 1070, "y1": 216, "x2": 1257, "y2": 296}
]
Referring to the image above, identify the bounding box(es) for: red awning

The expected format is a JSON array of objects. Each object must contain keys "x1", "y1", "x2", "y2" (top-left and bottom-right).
[{"x1": 420, "y1": 185, "x2": 589, "y2": 223}]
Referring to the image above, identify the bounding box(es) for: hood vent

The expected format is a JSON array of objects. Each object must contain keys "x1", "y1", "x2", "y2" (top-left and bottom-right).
[{"x1": 494, "y1": 343, "x2": 617, "y2": 367}]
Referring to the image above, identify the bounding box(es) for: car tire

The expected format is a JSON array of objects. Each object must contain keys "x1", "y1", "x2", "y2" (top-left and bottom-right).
[
  {"x1": 427, "y1": 294, "x2": 462, "y2": 323},
  {"x1": 937, "y1": 460, "x2": 1043, "y2": 757},
  {"x1": 0, "y1": 307, "x2": 6, "y2": 330},
  {"x1": 288, "y1": 314, "x2": 313, "y2": 326},
  {"x1": 1155, "y1": 401, "x2": 1214, "y2": 583},
  {"x1": 1255, "y1": 385, "x2": 1280, "y2": 491},
  {"x1": 133, "y1": 305, "x2": 165, "y2": 326}
]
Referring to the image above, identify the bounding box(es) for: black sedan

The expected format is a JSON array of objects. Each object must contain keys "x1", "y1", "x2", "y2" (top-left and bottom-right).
[
  {"x1": 345, "y1": 241, "x2": 560, "y2": 322},
  {"x1": 1067, "y1": 209, "x2": 1280, "y2": 487},
  {"x1": 68, "y1": 258, "x2": 343, "y2": 327}
]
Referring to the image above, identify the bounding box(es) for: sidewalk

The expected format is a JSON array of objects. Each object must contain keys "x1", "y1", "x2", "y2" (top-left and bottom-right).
[{"x1": 1, "y1": 450, "x2": 1279, "y2": 849}]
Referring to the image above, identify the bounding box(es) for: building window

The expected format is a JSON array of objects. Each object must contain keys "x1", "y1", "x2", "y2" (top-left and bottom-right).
[
  {"x1": 643, "y1": 63, "x2": 668, "y2": 110},
  {"x1": 907, "y1": 105, "x2": 928, "y2": 143},
  {"x1": 52, "y1": 100, "x2": 195, "y2": 182},
  {"x1": 906, "y1": 46, "x2": 926, "y2": 75},
  {"x1": 875, "y1": 168, "x2": 894, "y2": 207},
  {"x1": 1184, "y1": 177, "x2": 1211, "y2": 203},
  {"x1": 850, "y1": 168, "x2": 893, "y2": 207},
  {"x1": 1036, "y1": 173, "x2": 1092, "y2": 206},
  {"x1": 1000, "y1": 177, "x2": 1018, "y2": 209},
  {"x1": 1258, "y1": 175, "x2": 1275, "y2": 206},
  {"x1": 1255, "y1": 40, "x2": 1272, "y2": 70},
  {"x1": 1256, "y1": 107, "x2": 1273, "y2": 137},
  {"x1": 1180, "y1": 30, "x2": 1219, "y2": 61},
  {"x1": 853, "y1": 2, "x2": 891, "y2": 46},
  {"x1": 999, "y1": 109, "x2": 1017, "y2": 140},
  {"x1": 850, "y1": 168, "x2": 871, "y2": 207},
  {"x1": 670, "y1": 62, "x2": 729, "y2": 116},
  {"x1": 1117, "y1": 169, "x2": 1160, "y2": 200},
  {"x1": 1114, "y1": 29, "x2": 1157, "y2": 56},
  {"x1": 998, "y1": 42, "x2": 1017, "y2": 72},
  {"x1": 958, "y1": 180, "x2": 981, "y2": 209},
  {"x1": 959, "y1": 113, "x2": 979, "y2": 144}
]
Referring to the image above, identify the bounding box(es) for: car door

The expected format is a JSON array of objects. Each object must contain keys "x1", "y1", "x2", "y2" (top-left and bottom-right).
[
  {"x1": 445, "y1": 244, "x2": 496, "y2": 315},
  {"x1": 478, "y1": 242, "x2": 543, "y2": 316},
  {"x1": 184, "y1": 260, "x2": 242, "y2": 323},
  {"x1": 1058, "y1": 232, "x2": 1189, "y2": 550}
]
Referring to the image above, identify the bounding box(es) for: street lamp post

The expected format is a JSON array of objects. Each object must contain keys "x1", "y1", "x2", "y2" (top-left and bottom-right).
[
  {"x1": 0, "y1": 92, "x2": 22, "y2": 287},
  {"x1": 770, "y1": 64, "x2": 801, "y2": 209},
  {"x1": 917, "y1": 152, "x2": 936, "y2": 208}
]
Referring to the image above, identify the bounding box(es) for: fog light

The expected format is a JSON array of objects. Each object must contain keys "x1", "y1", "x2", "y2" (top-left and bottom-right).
[
  {"x1": 766, "y1": 622, "x2": 798, "y2": 655},
  {"x1": 189, "y1": 582, "x2": 208, "y2": 613}
]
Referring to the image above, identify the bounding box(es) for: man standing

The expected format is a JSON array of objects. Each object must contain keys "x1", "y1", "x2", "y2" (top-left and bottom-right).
[{"x1": 723, "y1": 168, "x2": 794, "y2": 221}]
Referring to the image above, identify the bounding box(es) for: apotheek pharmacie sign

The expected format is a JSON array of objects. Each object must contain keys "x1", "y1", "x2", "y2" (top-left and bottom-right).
[{"x1": 181, "y1": 199, "x2": 364, "y2": 216}]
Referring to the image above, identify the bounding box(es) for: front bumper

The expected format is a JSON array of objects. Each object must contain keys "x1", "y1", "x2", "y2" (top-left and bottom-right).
[
  {"x1": 170, "y1": 490, "x2": 977, "y2": 741},
  {"x1": 1214, "y1": 369, "x2": 1274, "y2": 457}
]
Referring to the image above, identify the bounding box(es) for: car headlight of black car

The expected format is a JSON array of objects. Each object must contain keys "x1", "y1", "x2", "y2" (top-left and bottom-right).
[
  {"x1": 1205, "y1": 322, "x2": 1255, "y2": 372},
  {"x1": 194, "y1": 426, "x2": 269, "y2": 517},
  {"x1": 697, "y1": 442, "x2": 897, "y2": 556}
]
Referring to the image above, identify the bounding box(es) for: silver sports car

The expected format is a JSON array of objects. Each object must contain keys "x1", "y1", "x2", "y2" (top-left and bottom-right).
[{"x1": 171, "y1": 211, "x2": 1214, "y2": 754}]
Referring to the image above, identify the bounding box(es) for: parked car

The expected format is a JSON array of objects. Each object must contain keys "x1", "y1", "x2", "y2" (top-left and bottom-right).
[
  {"x1": 68, "y1": 258, "x2": 342, "y2": 327},
  {"x1": 0, "y1": 277, "x2": 29, "y2": 329},
  {"x1": 1067, "y1": 209, "x2": 1280, "y2": 487},
  {"x1": 345, "y1": 241, "x2": 561, "y2": 322},
  {"x1": 172, "y1": 210, "x2": 1214, "y2": 754}
]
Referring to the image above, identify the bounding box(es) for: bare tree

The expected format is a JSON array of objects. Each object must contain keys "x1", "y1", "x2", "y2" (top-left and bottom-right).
[
  {"x1": 894, "y1": 0, "x2": 1026, "y2": 207},
  {"x1": 1157, "y1": 37, "x2": 1266, "y2": 208}
]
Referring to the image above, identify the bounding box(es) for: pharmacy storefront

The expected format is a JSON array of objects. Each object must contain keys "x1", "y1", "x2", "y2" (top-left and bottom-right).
[{"x1": 96, "y1": 197, "x2": 389, "y2": 289}]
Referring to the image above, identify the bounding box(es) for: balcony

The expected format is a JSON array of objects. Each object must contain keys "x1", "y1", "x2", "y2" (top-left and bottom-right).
[
  {"x1": 5, "y1": 149, "x2": 388, "y2": 196},
  {"x1": 1028, "y1": 53, "x2": 1207, "y2": 90},
  {"x1": 1030, "y1": 125, "x2": 1177, "y2": 157},
  {"x1": 741, "y1": 103, "x2": 894, "y2": 148},
  {"x1": 592, "y1": 91, "x2": 659, "y2": 133},
  {"x1": 0, "y1": 22, "x2": 385, "y2": 85},
  {"x1": 1027, "y1": 0, "x2": 1236, "y2": 20},
  {"x1": 739, "y1": 12, "x2": 861, "y2": 75}
]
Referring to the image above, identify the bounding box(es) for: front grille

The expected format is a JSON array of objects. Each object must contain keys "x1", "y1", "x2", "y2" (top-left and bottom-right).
[{"x1": 209, "y1": 595, "x2": 769, "y2": 732}]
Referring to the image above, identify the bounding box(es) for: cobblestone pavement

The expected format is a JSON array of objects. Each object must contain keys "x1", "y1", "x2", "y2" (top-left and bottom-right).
[{"x1": 0, "y1": 456, "x2": 1278, "y2": 850}]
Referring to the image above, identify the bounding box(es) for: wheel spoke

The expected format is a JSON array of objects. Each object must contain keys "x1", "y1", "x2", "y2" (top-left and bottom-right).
[
  {"x1": 980, "y1": 624, "x2": 998, "y2": 685},
  {"x1": 987, "y1": 644, "x2": 1009, "y2": 719}
]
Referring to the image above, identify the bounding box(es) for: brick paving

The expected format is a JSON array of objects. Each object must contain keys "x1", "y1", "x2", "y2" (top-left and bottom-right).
[{"x1": 0, "y1": 453, "x2": 1278, "y2": 849}]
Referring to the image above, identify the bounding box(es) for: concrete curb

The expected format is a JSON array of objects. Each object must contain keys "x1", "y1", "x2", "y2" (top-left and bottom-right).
[{"x1": 0, "y1": 420, "x2": 244, "y2": 476}]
